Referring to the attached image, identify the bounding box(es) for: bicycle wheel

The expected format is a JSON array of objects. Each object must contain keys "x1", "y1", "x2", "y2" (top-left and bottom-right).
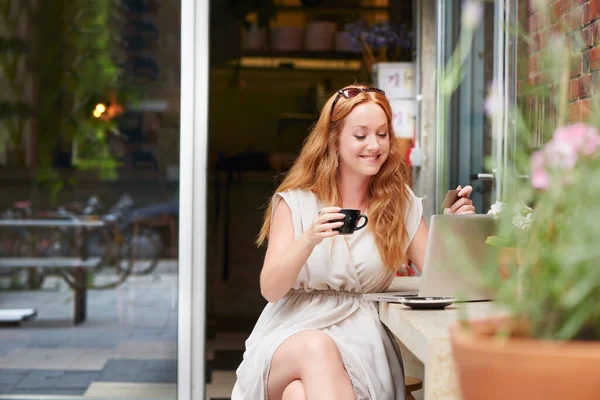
[{"x1": 121, "y1": 225, "x2": 165, "y2": 275}]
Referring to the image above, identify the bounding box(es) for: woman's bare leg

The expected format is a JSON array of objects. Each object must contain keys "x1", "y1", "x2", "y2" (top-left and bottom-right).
[
  {"x1": 282, "y1": 380, "x2": 305, "y2": 400},
  {"x1": 267, "y1": 330, "x2": 355, "y2": 400}
]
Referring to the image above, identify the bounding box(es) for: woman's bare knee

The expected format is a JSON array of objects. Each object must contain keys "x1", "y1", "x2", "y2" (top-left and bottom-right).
[
  {"x1": 282, "y1": 380, "x2": 305, "y2": 400},
  {"x1": 268, "y1": 330, "x2": 353, "y2": 400},
  {"x1": 295, "y1": 331, "x2": 345, "y2": 370},
  {"x1": 272, "y1": 330, "x2": 343, "y2": 372}
]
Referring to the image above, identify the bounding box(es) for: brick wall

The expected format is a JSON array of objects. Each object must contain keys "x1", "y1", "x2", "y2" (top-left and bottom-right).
[{"x1": 525, "y1": 0, "x2": 600, "y2": 123}]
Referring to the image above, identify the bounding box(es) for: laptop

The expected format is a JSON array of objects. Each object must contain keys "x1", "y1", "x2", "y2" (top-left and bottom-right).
[{"x1": 364, "y1": 214, "x2": 497, "y2": 303}]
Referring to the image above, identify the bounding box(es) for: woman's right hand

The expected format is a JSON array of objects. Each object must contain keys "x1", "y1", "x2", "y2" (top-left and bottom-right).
[{"x1": 302, "y1": 206, "x2": 345, "y2": 246}]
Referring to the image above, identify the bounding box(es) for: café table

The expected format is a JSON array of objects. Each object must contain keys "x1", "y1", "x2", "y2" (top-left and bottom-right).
[{"x1": 380, "y1": 277, "x2": 506, "y2": 400}]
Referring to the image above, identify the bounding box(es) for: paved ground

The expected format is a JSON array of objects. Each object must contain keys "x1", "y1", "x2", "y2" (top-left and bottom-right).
[
  {"x1": 0, "y1": 263, "x2": 178, "y2": 399},
  {"x1": 0, "y1": 262, "x2": 245, "y2": 399}
]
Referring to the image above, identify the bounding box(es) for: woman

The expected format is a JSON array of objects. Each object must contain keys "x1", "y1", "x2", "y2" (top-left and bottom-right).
[{"x1": 232, "y1": 85, "x2": 475, "y2": 400}]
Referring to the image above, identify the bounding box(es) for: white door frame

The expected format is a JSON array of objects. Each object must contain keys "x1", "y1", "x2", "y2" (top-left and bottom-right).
[
  {"x1": 492, "y1": 0, "x2": 518, "y2": 202},
  {"x1": 178, "y1": 0, "x2": 208, "y2": 399},
  {"x1": 434, "y1": 0, "x2": 518, "y2": 209}
]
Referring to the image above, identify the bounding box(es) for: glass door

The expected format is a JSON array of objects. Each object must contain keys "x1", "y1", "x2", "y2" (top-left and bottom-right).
[
  {"x1": 0, "y1": 0, "x2": 194, "y2": 399},
  {"x1": 435, "y1": 0, "x2": 518, "y2": 213}
]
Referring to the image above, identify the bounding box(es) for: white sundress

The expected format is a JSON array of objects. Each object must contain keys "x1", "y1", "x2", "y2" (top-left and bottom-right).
[{"x1": 231, "y1": 187, "x2": 423, "y2": 400}]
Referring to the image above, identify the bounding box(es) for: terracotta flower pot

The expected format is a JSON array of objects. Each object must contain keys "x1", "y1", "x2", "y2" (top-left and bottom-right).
[{"x1": 451, "y1": 318, "x2": 600, "y2": 400}]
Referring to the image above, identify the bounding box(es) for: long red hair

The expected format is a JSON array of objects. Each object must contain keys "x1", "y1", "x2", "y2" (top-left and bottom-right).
[{"x1": 257, "y1": 84, "x2": 412, "y2": 272}]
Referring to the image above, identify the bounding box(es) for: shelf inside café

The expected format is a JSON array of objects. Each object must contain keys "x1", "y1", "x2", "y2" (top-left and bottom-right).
[
  {"x1": 233, "y1": 52, "x2": 362, "y2": 70},
  {"x1": 242, "y1": 50, "x2": 361, "y2": 60},
  {"x1": 272, "y1": 5, "x2": 389, "y2": 15}
]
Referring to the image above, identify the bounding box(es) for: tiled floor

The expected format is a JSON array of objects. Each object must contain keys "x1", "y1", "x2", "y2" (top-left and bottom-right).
[{"x1": 0, "y1": 262, "x2": 248, "y2": 400}]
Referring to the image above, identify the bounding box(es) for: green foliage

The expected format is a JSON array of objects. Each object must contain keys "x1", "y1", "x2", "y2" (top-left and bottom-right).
[
  {"x1": 0, "y1": 0, "x2": 136, "y2": 189},
  {"x1": 35, "y1": 0, "x2": 131, "y2": 179},
  {"x1": 485, "y1": 202, "x2": 533, "y2": 248},
  {"x1": 0, "y1": 4, "x2": 30, "y2": 149},
  {"x1": 443, "y1": 0, "x2": 600, "y2": 341}
]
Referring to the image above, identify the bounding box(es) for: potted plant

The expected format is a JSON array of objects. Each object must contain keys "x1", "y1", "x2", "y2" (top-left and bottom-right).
[
  {"x1": 227, "y1": 0, "x2": 276, "y2": 30},
  {"x1": 344, "y1": 19, "x2": 414, "y2": 72},
  {"x1": 442, "y1": 2, "x2": 600, "y2": 399},
  {"x1": 344, "y1": 20, "x2": 415, "y2": 99},
  {"x1": 451, "y1": 123, "x2": 600, "y2": 399},
  {"x1": 227, "y1": 0, "x2": 276, "y2": 52}
]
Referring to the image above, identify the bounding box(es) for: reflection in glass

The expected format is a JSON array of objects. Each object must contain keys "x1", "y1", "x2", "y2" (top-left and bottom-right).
[{"x1": 0, "y1": 1, "x2": 180, "y2": 398}]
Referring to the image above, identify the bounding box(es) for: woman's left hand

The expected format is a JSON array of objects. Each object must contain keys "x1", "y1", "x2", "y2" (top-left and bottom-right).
[{"x1": 447, "y1": 185, "x2": 476, "y2": 215}]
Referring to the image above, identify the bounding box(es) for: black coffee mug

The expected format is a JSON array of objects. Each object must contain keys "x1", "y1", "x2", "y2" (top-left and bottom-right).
[{"x1": 334, "y1": 209, "x2": 368, "y2": 235}]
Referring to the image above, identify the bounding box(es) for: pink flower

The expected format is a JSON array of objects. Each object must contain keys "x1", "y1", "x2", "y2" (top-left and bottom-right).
[
  {"x1": 531, "y1": 150, "x2": 550, "y2": 190},
  {"x1": 484, "y1": 85, "x2": 503, "y2": 118},
  {"x1": 529, "y1": 123, "x2": 600, "y2": 190},
  {"x1": 552, "y1": 123, "x2": 600, "y2": 157},
  {"x1": 543, "y1": 139, "x2": 578, "y2": 169}
]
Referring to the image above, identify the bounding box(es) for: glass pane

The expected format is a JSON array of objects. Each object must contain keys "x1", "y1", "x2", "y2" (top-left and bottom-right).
[
  {"x1": 0, "y1": 1, "x2": 180, "y2": 398},
  {"x1": 440, "y1": 0, "x2": 499, "y2": 213}
]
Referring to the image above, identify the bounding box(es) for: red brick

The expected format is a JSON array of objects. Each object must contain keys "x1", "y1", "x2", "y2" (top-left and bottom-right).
[
  {"x1": 562, "y1": 0, "x2": 574, "y2": 12},
  {"x1": 551, "y1": 5, "x2": 561, "y2": 24},
  {"x1": 536, "y1": 11, "x2": 549, "y2": 31},
  {"x1": 582, "y1": 26, "x2": 593, "y2": 48},
  {"x1": 553, "y1": 1, "x2": 563, "y2": 17},
  {"x1": 590, "y1": 0, "x2": 600, "y2": 20},
  {"x1": 568, "y1": 100, "x2": 582, "y2": 122},
  {"x1": 529, "y1": 72, "x2": 544, "y2": 86},
  {"x1": 529, "y1": 53, "x2": 540, "y2": 75},
  {"x1": 569, "y1": 77, "x2": 581, "y2": 99},
  {"x1": 571, "y1": 52, "x2": 584, "y2": 76},
  {"x1": 581, "y1": 98, "x2": 592, "y2": 119},
  {"x1": 527, "y1": 0, "x2": 540, "y2": 15},
  {"x1": 564, "y1": 6, "x2": 584, "y2": 32},
  {"x1": 529, "y1": 13, "x2": 538, "y2": 33},
  {"x1": 568, "y1": 98, "x2": 592, "y2": 122},
  {"x1": 592, "y1": 20, "x2": 600, "y2": 45},
  {"x1": 529, "y1": 33, "x2": 540, "y2": 53},
  {"x1": 580, "y1": 73, "x2": 594, "y2": 96},
  {"x1": 593, "y1": 20, "x2": 600, "y2": 45},
  {"x1": 540, "y1": 30, "x2": 549, "y2": 48},
  {"x1": 589, "y1": 46, "x2": 600, "y2": 69}
]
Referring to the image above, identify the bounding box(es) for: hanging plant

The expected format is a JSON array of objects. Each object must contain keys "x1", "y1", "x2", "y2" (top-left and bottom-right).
[
  {"x1": 34, "y1": 0, "x2": 136, "y2": 185},
  {"x1": 0, "y1": 3, "x2": 31, "y2": 154}
]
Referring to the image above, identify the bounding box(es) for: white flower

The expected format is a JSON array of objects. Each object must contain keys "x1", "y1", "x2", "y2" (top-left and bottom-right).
[
  {"x1": 512, "y1": 212, "x2": 532, "y2": 230},
  {"x1": 489, "y1": 201, "x2": 533, "y2": 230},
  {"x1": 510, "y1": 204, "x2": 533, "y2": 230},
  {"x1": 487, "y1": 201, "x2": 504, "y2": 218},
  {"x1": 461, "y1": 0, "x2": 483, "y2": 30},
  {"x1": 484, "y1": 85, "x2": 504, "y2": 118},
  {"x1": 513, "y1": 203, "x2": 533, "y2": 215}
]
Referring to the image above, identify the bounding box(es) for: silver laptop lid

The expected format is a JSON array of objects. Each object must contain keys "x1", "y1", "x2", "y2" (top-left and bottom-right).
[{"x1": 418, "y1": 214, "x2": 497, "y2": 301}]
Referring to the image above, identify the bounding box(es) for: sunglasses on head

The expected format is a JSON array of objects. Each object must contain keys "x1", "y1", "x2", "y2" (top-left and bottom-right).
[{"x1": 330, "y1": 87, "x2": 386, "y2": 117}]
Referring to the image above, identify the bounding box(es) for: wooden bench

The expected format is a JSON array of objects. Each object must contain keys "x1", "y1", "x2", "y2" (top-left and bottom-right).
[
  {"x1": 0, "y1": 308, "x2": 37, "y2": 325},
  {"x1": 0, "y1": 257, "x2": 102, "y2": 325},
  {"x1": 0, "y1": 218, "x2": 106, "y2": 326}
]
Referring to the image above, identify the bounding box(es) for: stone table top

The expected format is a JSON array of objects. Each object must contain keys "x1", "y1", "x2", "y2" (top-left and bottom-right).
[{"x1": 380, "y1": 277, "x2": 506, "y2": 400}]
